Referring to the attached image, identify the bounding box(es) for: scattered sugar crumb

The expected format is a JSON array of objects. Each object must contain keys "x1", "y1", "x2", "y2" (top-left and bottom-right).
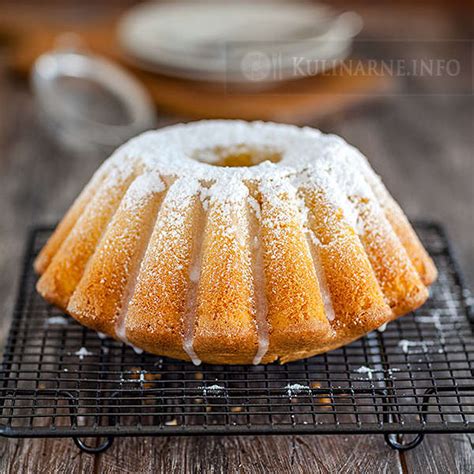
[
  {"x1": 398, "y1": 340, "x2": 434, "y2": 354},
  {"x1": 416, "y1": 310, "x2": 443, "y2": 331},
  {"x1": 201, "y1": 384, "x2": 225, "y2": 396},
  {"x1": 285, "y1": 383, "x2": 311, "y2": 397},
  {"x1": 74, "y1": 347, "x2": 93, "y2": 360},
  {"x1": 46, "y1": 316, "x2": 68, "y2": 325},
  {"x1": 355, "y1": 366, "x2": 375, "y2": 380}
]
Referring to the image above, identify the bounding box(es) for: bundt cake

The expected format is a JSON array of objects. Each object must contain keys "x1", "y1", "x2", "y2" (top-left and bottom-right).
[{"x1": 35, "y1": 120, "x2": 437, "y2": 365}]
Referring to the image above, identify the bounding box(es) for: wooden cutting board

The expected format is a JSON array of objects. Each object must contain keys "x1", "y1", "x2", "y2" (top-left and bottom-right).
[{"x1": 0, "y1": 8, "x2": 393, "y2": 123}]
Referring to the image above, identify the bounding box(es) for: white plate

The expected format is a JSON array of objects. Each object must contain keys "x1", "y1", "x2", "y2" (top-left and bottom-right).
[{"x1": 117, "y1": 0, "x2": 362, "y2": 83}]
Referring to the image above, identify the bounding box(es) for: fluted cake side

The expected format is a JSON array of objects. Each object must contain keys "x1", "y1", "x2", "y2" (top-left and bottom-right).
[{"x1": 35, "y1": 120, "x2": 437, "y2": 365}]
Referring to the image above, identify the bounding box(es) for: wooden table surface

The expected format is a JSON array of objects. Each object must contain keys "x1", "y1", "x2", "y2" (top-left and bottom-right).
[{"x1": 0, "y1": 4, "x2": 472, "y2": 473}]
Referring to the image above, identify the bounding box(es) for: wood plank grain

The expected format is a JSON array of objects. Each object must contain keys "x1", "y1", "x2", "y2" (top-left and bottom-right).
[
  {"x1": 402, "y1": 434, "x2": 474, "y2": 474},
  {"x1": 97, "y1": 435, "x2": 403, "y2": 474},
  {"x1": 0, "y1": 438, "x2": 96, "y2": 474}
]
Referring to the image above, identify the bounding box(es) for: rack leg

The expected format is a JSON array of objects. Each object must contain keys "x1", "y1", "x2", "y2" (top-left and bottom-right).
[
  {"x1": 384, "y1": 433, "x2": 424, "y2": 451},
  {"x1": 73, "y1": 436, "x2": 114, "y2": 454}
]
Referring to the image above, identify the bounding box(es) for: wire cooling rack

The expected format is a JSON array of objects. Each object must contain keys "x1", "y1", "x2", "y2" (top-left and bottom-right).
[{"x1": 0, "y1": 222, "x2": 473, "y2": 454}]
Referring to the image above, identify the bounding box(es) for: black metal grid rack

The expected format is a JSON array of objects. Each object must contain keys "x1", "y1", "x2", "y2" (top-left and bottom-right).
[{"x1": 1, "y1": 222, "x2": 473, "y2": 454}]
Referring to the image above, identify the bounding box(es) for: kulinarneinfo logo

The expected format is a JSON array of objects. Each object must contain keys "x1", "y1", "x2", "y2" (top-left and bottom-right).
[
  {"x1": 224, "y1": 40, "x2": 472, "y2": 95},
  {"x1": 240, "y1": 51, "x2": 274, "y2": 82}
]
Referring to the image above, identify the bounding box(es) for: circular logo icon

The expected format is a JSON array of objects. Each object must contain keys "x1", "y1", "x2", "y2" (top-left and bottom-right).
[{"x1": 240, "y1": 51, "x2": 272, "y2": 82}]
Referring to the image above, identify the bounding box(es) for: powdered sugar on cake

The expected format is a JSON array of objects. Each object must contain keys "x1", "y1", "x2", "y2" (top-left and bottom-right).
[
  {"x1": 97, "y1": 121, "x2": 392, "y2": 363},
  {"x1": 41, "y1": 120, "x2": 434, "y2": 365}
]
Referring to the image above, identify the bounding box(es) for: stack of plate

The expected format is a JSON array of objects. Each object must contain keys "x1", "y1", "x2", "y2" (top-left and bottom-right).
[{"x1": 118, "y1": 0, "x2": 362, "y2": 85}]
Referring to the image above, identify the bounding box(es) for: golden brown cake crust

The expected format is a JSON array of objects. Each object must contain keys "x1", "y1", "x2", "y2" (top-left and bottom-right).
[
  {"x1": 35, "y1": 121, "x2": 436, "y2": 365},
  {"x1": 67, "y1": 174, "x2": 166, "y2": 336}
]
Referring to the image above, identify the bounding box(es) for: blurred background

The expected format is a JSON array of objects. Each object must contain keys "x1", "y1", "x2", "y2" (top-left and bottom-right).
[{"x1": 0, "y1": 0, "x2": 472, "y2": 333}]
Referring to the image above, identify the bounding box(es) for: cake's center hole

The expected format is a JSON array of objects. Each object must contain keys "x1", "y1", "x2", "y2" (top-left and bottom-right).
[{"x1": 193, "y1": 144, "x2": 282, "y2": 167}]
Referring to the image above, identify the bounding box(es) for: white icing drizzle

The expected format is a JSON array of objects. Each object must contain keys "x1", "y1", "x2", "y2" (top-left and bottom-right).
[
  {"x1": 306, "y1": 233, "x2": 336, "y2": 322},
  {"x1": 248, "y1": 195, "x2": 269, "y2": 365},
  {"x1": 131, "y1": 345, "x2": 144, "y2": 354},
  {"x1": 183, "y1": 339, "x2": 201, "y2": 365},
  {"x1": 378, "y1": 322, "x2": 388, "y2": 332},
  {"x1": 114, "y1": 174, "x2": 165, "y2": 344},
  {"x1": 182, "y1": 190, "x2": 207, "y2": 367},
  {"x1": 136, "y1": 176, "x2": 203, "y2": 365},
  {"x1": 247, "y1": 195, "x2": 262, "y2": 220},
  {"x1": 298, "y1": 194, "x2": 336, "y2": 323},
  {"x1": 115, "y1": 317, "x2": 128, "y2": 343}
]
